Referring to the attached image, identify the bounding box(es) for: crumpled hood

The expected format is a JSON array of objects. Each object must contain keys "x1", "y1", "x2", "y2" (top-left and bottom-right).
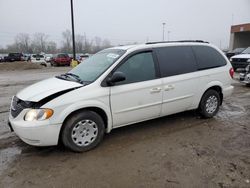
[
  {"x1": 231, "y1": 54, "x2": 250, "y2": 59},
  {"x1": 17, "y1": 77, "x2": 82, "y2": 102}
]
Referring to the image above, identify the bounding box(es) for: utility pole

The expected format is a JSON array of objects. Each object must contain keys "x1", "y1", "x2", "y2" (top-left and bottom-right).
[
  {"x1": 162, "y1": 22, "x2": 166, "y2": 41},
  {"x1": 70, "y1": 0, "x2": 76, "y2": 60}
]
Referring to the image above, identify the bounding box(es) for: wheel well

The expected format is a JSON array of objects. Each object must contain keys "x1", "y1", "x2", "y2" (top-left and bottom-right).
[
  {"x1": 58, "y1": 107, "x2": 108, "y2": 144},
  {"x1": 203, "y1": 86, "x2": 223, "y2": 105}
]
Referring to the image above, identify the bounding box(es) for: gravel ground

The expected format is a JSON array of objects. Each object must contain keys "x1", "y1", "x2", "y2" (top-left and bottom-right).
[{"x1": 0, "y1": 66, "x2": 250, "y2": 188}]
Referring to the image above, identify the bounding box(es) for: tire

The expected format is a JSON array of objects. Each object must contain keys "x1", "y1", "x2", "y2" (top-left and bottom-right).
[
  {"x1": 52, "y1": 62, "x2": 58, "y2": 67},
  {"x1": 199, "y1": 89, "x2": 221, "y2": 118},
  {"x1": 61, "y1": 111, "x2": 105, "y2": 152}
]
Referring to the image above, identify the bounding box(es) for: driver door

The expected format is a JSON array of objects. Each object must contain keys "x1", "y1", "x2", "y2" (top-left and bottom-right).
[{"x1": 110, "y1": 51, "x2": 163, "y2": 128}]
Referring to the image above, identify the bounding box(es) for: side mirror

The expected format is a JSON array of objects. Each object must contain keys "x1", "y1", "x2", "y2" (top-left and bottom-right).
[{"x1": 107, "y1": 72, "x2": 126, "y2": 86}]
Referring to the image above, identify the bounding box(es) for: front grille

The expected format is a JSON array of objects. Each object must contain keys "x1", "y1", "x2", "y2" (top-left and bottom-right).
[
  {"x1": 231, "y1": 58, "x2": 248, "y2": 63},
  {"x1": 11, "y1": 96, "x2": 25, "y2": 118},
  {"x1": 10, "y1": 96, "x2": 35, "y2": 118}
]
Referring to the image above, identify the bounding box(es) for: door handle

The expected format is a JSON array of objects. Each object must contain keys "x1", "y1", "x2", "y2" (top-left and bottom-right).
[
  {"x1": 165, "y1": 85, "x2": 175, "y2": 91},
  {"x1": 150, "y1": 87, "x2": 162, "y2": 93}
]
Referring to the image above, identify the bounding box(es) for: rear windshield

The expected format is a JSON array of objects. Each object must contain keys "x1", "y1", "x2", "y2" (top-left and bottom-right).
[
  {"x1": 242, "y1": 47, "x2": 250, "y2": 54},
  {"x1": 9, "y1": 53, "x2": 22, "y2": 57},
  {"x1": 32, "y1": 55, "x2": 44, "y2": 58},
  {"x1": 232, "y1": 48, "x2": 245, "y2": 53},
  {"x1": 57, "y1": 54, "x2": 69, "y2": 58},
  {"x1": 192, "y1": 46, "x2": 227, "y2": 70}
]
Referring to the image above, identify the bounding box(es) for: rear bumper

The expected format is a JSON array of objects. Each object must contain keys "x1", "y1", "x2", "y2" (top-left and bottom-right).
[{"x1": 223, "y1": 85, "x2": 234, "y2": 98}]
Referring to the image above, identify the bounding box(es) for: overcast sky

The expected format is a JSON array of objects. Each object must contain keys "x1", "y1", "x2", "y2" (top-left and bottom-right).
[{"x1": 0, "y1": 0, "x2": 249, "y2": 49}]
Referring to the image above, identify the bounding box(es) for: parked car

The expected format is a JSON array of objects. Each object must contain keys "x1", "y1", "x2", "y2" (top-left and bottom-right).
[
  {"x1": 30, "y1": 54, "x2": 49, "y2": 67},
  {"x1": 23, "y1": 54, "x2": 31, "y2": 61},
  {"x1": 79, "y1": 54, "x2": 90, "y2": 63},
  {"x1": 239, "y1": 62, "x2": 250, "y2": 86},
  {"x1": 0, "y1": 55, "x2": 4, "y2": 62},
  {"x1": 230, "y1": 47, "x2": 250, "y2": 71},
  {"x1": 8, "y1": 41, "x2": 234, "y2": 152},
  {"x1": 226, "y1": 48, "x2": 245, "y2": 59},
  {"x1": 4, "y1": 53, "x2": 24, "y2": 62},
  {"x1": 51, "y1": 53, "x2": 71, "y2": 66},
  {"x1": 45, "y1": 54, "x2": 53, "y2": 63}
]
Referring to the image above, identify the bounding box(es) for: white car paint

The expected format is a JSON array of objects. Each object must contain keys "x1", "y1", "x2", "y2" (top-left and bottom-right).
[
  {"x1": 31, "y1": 54, "x2": 50, "y2": 66},
  {"x1": 9, "y1": 42, "x2": 234, "y2": 147},
  {"x1": 230, "y1": 54, "x2": 250, "y2": 60},
  {"x1": 17, "y1": 77, "x2": 82, "y2": 102}
]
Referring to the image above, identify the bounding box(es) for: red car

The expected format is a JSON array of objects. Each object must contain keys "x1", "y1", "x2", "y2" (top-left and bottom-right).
[{"x1": 51, "y1": 53, "x2": 72, "y2": 66}]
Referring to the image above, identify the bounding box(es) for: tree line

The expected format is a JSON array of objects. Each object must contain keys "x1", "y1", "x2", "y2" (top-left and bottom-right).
[{"x1": 0, "y1": 30, "x2": 112, "y2": 54}]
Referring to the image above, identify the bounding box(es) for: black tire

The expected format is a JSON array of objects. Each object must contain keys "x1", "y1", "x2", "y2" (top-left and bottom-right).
[
  {"x1": 199, "y1": 89, "x2": 221, "y2": 118},
  {"x1": 61, "y1": 111, "x2": 105, "y2": 152},
  {"x1": 52, "y1": 62, "x2": 58, "y2": 67}
]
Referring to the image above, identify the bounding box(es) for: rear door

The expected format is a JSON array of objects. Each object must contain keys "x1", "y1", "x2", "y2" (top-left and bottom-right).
[
  {"x1": 110, "y1": 51, "x2": 163, "y2": 127},
  {"x1": 155, "y1": 46, "x2": 199, "y2": 116}
]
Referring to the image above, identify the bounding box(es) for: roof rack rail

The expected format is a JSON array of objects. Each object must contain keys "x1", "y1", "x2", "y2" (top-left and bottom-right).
[{"x1": 146, "y1": 40, "x2": 209, "y2": 45}]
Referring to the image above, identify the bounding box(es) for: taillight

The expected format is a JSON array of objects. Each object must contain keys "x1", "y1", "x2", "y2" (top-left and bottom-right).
[{"x1": 229, "y1": 67, "x2": 234, "y2": 78}]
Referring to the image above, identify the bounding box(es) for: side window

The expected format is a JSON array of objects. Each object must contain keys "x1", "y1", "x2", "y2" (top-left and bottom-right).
[
  {"x1": 192, "y1": 46, "x2": 227, "y2": 70},
  {"x1": 155, "y1": 46, "x2": 197, "y2": 77},
  {"x1": 115, "y1": 52, "x2": 156, "y2": 85}
]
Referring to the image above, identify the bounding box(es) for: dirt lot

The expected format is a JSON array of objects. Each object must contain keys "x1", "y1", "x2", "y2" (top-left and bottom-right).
[{"x1": 0, "y1": 66, "x2": 250, "y2": 188}]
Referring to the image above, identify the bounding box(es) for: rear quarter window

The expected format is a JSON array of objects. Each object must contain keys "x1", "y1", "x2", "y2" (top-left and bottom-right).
[
  {"x1": 155, "y1": 46, "x2": 197, "y2": 77},
  {"x1": 192, "y1": 46, "x2": 227, "y2": 70}
]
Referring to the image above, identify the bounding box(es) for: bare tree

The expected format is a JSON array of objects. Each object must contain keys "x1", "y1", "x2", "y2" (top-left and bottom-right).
[
  {"x1": 61, "y1": 30, "x2": 72, "y2": 53},
  {"x1": 14, "y1": 33, "x2": 31, "y2": 53},
  {"x1": 75, "y1": 34, "x2": 85, "y2": 53},
  {"x1": 92, "y1": 36, "x2": 102, "y2": 53},
  {"x1": 32, "y1": 33, "x2": 48, "y2": 53},
  {"x1": 46, "y1": 41, "x2": 57, "y2": 54},
  {"x1": 83, "y1": 33, "x2": 93, "y2": 53},
  {"x1": 2, "y1": 31, "x2": 112, "y2": 54},
  {"x1": 102, "y1": 39, "x2": 111, "y2": 49}
]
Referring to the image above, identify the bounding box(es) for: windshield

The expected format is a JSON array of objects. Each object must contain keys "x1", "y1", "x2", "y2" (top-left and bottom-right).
[
  {"x1": 242, "y1": 47, "x2": 250, "y2": 54},
  {"x1": 232, "y1": 48, "x2": 245, "y2": 53},
  {"x1": 69, "y1": 49, "x2": 126, "y2": 82}
]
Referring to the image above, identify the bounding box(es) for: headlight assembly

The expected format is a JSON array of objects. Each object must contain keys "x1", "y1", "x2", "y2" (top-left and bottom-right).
[{"x1": 24, "y1": 109, "x2": 53, "y2": 121}]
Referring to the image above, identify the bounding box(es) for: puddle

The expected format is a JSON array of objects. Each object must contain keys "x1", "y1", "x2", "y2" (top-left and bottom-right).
[
  {"x1": 218, "y1": 102, "x2": 246, "y2": 119},
  {"x1": 0, "y1": 147, "x2": 21, "y2": 175}
]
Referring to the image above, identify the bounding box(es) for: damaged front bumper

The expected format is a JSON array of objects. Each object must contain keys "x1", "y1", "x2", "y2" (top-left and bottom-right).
[{"x1": 240, "y1": 73, "x2": 250, "y2": 84}]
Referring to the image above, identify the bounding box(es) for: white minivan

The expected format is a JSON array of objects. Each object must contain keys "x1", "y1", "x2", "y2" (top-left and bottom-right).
[{"x1": 9, "y1": 41, "x2": 234, "y2": 152}]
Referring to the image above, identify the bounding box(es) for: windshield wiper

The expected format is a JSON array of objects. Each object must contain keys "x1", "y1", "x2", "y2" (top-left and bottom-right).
[{"x1": 56, "y1": 73, "x2": 85, "y2": 84}]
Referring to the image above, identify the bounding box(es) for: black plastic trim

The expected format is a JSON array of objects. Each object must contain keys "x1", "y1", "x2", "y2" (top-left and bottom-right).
[{"x1": 146, "y1": 40, "x2": 209, "y2": 45}]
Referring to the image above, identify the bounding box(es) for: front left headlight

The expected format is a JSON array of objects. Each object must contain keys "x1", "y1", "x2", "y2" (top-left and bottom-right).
[
  {"x1": 247, "y1": 59, "x2": 250, "y2": 63},
  {"x1": 24, "y1": 109, "x2": 53, "y2": 121}
]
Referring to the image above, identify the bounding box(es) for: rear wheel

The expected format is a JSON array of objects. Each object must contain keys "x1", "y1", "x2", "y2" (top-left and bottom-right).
[
  {"x1": 199, "y1": 89, "x2": 221, "y2": 118},
  {"x1": 61, "y1": 111, "x2": 105, "y2": 152}
]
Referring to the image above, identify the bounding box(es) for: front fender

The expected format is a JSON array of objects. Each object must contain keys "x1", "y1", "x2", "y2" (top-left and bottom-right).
[{"x1": 53, "y1": 100, "x2": 112, "y2": 133}]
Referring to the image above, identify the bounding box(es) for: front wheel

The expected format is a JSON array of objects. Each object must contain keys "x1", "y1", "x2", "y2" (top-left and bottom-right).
[
  {"x1": 61, "y1": 111, "x2": 105, "y2": 152},
  {"x1": 199, "y1": 90, "x2": 221, "y2": 118}
]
